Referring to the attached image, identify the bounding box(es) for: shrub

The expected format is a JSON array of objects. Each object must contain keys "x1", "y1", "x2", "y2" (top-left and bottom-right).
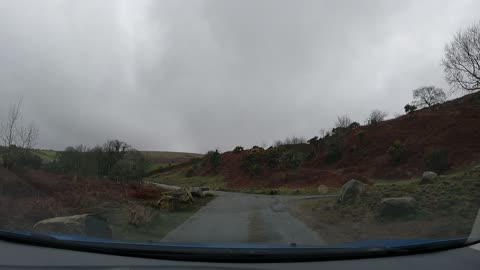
[
  {"x1": 265, "y1": 148, "x2": 281, "y2": 168},
  {"x1": 251, "y1": 146, "x2": 265, "y2": 151},
  {"x1": 425, "y1": 148, "x2": 449, "y2": 171},
  {"x1": 348, "y1": 122, "x2": 360, "y2": 129},
  {"x1": 205, "y1": 150, "x2": 221, "y2": 173},
  {"x1": 109, "y1": 151, "x2": 145, "y2": 181},
  {"x1": 325, "y1": 138, "x2": 343, "y2": 163},
  {"x1": 2, "y1": 148, "x2": 43, "y2": 170},
  {"x1": 283, "y1": 152, "x2": 304, "y2": 168},
  {"x1": 404, "y1": 104, "x2": 417, "y2": 114},
  {"x1": 233, "y1": 146, "x2": 244, "y2": 153},
  {"x1": 241, "y1": 152, "x2": 263, "y2": 176},
  {"x1": 387, "y1": 140, "x2": 408, "y2": 165}
]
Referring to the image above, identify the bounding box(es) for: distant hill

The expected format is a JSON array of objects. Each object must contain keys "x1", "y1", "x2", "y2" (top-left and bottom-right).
[
  {"x1": 31, "y1": 149, "x2": 202, "y2": 175},
  {"x1": 141, "y1": 151, "x2": 203, "y2": 164}
]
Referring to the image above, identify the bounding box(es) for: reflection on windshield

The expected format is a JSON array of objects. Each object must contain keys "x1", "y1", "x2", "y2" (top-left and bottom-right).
[{"x1": 1, "y1": 1, "x2": 480, "y2": 256}]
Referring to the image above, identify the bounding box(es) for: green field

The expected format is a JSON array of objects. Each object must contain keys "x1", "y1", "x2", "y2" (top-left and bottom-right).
[{"x1": 33, "y1": 149, "x2": 57, "y2": 162}]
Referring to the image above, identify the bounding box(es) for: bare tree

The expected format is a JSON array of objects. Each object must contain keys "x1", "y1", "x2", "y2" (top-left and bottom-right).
[
  {"x1": 0, "y1": 99, "x2": 22, "y2": 147},
  {"x1": 17, "y1": 122, "x2": 40, "y2": 150},
  {"x1": 412, "y1": 86, "x2": 447, "y2": 108},
  {"x1": 335, "y1": 115, "x2": 353, "y2": 128},
  {"x1": 442, "y1": 21, "x2": 480, "y2": 92},
  {"x1": 365, "y1": 109, "x2": 388, "y2": 125},
  {"x1": 0, "y1": 99, "x2": 40, "y2": 169}
]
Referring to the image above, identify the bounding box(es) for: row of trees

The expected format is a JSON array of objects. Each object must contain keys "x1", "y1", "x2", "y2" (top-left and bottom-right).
[
  {"x1": 50, "y1": 140, "x2": 145, "y2": 181},
  {"x1": 0, "y1": 99, "x2": 144, "y2": 181}
]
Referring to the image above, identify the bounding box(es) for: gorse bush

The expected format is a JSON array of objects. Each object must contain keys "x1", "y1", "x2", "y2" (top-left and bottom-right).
[
  {"x1": 387, "y1": 140, "x2": 408, "y2": 165},
  {"x1": 283, "y1": 152, "x2": 304, "y2": 168},
  {"x1": 241, "y1": 150, "x2": 264, "y2": 176},
  {"x1": 325, "y1": 139, "x2": 343, "y2": 163},
  {"x1": 425, "y1": 148, "x2": 449, "y2": 171},
  {"x1": 265, "y1": 148, "x2": 281, "y2": 168}
]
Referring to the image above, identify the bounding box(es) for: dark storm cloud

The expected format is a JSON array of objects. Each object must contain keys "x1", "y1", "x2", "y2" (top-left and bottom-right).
[{"x1": 1, "y1": 0, "x2": 479, "y2": 152}]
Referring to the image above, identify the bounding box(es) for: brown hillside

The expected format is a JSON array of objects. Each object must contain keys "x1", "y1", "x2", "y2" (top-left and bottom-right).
[
  {"x1": 217, "y1": 92, "x2": 480, "y2": 188},
  {"x1": 0, "y1": 168, "x2": 165, "y2": 229}
]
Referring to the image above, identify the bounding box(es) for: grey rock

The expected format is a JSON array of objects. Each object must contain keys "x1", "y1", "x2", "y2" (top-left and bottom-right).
[
  {"x1": 421, "y1": 171, "x2": 438, "y2": 184},
  {"x1": 337, "y1": 179, "x2": 367, "y2": 203},
  {"x1": 33, "y1": 214, "x2": 112, "y2": 239},
  {"x1": 380, "y1": 197, "x2": 417, "y2": 217}
]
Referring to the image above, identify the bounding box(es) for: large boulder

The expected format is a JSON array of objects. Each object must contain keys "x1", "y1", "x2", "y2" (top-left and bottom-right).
[
  {"x1": 421, "y1": 171, "x2": 438, "y2": 184},
  {"x1": 33, "y1": 214, "x2": 112, "y2": 239},
  {"x1": 380, "y1": 197, "x2": 417, "y2": 217},
  {"x1": 337, "y1": 179, "x2": 367, "y2": 203}
]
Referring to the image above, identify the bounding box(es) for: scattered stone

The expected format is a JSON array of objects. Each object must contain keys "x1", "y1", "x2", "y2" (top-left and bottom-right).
[
  {"x1": 337, "y1": 179, "x2": 367, "y2": 203},
  {"x1": 33, "y1": 214, "x2": 112, "y2": 239},
  {"x1": 421, "y1": 171, "x2": 438, "y2": 184},
  {"x1": 380, "y1": 197, "x2": 417, "y2": 217}
]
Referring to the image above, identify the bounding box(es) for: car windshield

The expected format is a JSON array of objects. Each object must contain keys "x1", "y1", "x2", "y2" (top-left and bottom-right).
[{"x1": 1, "y1": 0, "x2": 480, "y2": 260}]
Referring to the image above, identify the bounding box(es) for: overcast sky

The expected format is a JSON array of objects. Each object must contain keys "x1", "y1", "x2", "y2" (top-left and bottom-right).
[{"x1": 0, "y1": 0, "x2": 478, "y2": 153}]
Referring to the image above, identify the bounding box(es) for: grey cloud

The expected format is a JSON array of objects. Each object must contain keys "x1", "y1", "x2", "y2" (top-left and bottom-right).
[{"x1": 1, "y1": 0, "x2": 479, "y2": 152}]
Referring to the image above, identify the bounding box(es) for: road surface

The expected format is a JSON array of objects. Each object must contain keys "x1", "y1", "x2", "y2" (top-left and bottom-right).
[{"x1": 162, "y1": 191, "x2": 334, "y2": 246}]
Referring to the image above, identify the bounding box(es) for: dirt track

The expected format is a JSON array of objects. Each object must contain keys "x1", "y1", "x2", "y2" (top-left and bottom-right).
[{"x1": 162, "y1": 191, "x2": 334, "y2": 246}]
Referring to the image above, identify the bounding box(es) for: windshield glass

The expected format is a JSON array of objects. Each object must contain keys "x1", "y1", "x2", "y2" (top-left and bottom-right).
[{"x1": 1, "y1": 0, "x2": 480, "y2": 258}]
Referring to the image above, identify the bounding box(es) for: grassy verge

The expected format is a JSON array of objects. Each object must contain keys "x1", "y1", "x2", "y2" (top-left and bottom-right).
[
  {"x1": 105, "y1": 196, "x2": 214, "y2": 242},
  {"x1": 292, "y1": 165, "x2": 480, "y2": 244}
]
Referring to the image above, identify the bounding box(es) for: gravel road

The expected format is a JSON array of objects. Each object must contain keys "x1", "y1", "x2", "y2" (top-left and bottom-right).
[{"x1": 162, "y1": 191, "x2": 334, "y2": 246}]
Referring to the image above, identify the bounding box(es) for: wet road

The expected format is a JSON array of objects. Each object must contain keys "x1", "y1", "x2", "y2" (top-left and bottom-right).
[{"x1": 162, "y1": 191, "x2": 334, "y2": 245}]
